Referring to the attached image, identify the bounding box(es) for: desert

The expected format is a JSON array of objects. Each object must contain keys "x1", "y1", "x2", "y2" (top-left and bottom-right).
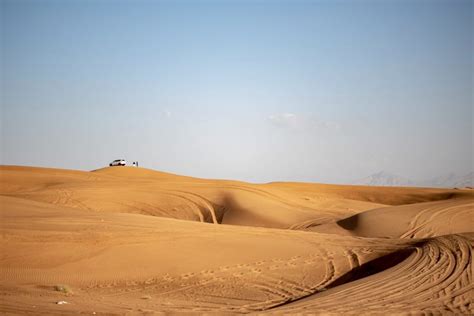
[
  {"x1": 1, "y1": 165, "x2": 473, "y2": 315},
  {"x1": 2, "y1": 1, "x2": 472, "y2": 314}
]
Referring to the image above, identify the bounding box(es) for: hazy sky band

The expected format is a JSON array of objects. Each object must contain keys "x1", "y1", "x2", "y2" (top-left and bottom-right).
[{"x1": 1, "y1": 0, "x2": 472, "y2": 183}]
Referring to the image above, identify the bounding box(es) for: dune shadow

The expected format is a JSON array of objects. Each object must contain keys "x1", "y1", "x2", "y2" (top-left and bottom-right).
[
  {"x1": 336, "y1": 214, "x2": 359, "y2": 230},
  {"x1": 327, "y1": 247, "x2": 416, "y2": 289},
  {"x1": 218, "y1": 193, "x2": 272, "y2": 226}
]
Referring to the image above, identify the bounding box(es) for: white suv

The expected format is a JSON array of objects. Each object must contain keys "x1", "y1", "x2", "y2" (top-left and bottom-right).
[{"x1": 109, "y1": 159, "x2": 126, "y2": 167}]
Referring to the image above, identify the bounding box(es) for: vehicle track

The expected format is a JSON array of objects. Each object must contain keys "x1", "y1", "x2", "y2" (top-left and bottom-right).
[{"x1": 270, "y1": 234, "x2": 473, "y2": 315}]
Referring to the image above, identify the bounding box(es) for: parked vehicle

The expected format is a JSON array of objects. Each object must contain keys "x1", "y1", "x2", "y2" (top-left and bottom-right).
[{"x1": 109, "y1": 159, "x2": 126, "y2": 167}]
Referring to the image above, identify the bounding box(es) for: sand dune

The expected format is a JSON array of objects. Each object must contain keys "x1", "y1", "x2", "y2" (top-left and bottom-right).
[
  {"x1": 1, "y1": 166, "x2": 473, "y2": 315},
  {"x1": 305, "y1": 197, "x2": 474, "y2": 238}
]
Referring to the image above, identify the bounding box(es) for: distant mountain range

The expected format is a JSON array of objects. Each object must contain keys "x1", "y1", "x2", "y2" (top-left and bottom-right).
[{"x1": 354, "y1": 171, "x2": 473, "y2": 188}]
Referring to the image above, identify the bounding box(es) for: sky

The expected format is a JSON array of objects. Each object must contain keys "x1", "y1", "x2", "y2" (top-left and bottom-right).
[{"x1": 1, "y1": 0, "x2": 472, "y2": 183}]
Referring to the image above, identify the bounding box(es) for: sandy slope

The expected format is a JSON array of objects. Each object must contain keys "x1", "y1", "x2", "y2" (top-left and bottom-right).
[
  {"x1": 271, "y1": 233, "x2": 473, "y2": 315},
  {"x1": 1, "y1": 166, "x2": 473, "y2": 315},
  {"x1": 308, "y1": 197, "x2": 474, "y2": 238}
]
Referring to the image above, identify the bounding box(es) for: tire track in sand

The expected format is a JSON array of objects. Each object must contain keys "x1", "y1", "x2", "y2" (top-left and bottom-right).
[{"x1": 270, "y1": 233, "x2": 473, "y2": 315}]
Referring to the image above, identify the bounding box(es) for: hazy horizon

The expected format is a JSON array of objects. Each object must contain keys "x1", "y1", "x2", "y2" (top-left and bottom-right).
[{"x1": 1, "y1": 0, "x2": 472, "y2": 183}]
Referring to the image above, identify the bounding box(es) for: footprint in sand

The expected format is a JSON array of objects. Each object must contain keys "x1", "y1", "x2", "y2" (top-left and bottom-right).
[
  {"x1": 201, "y1": 270, "x2": 214, "y2": 275},
  {"x1": 181, "y1": 273, "x2": 195, "y2": 279}
]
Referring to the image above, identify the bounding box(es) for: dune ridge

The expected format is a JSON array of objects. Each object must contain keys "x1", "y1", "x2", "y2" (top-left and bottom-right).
[{"x1": 1, "y1": 165, "x2": 473, "y2": 315}]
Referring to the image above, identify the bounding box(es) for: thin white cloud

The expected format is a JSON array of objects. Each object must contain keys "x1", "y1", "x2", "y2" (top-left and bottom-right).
[
  {"x1": 267, "y1": 113, "x2": 340, "y2": 130},
  {"x1": 267, "y1": 113, "x2": 298, "y2": 128},
  {"x1": 161, "y1": 110, "x2": 172, "y2": 118},
  {"x1": 320, "y1": 121, "x2": 340, "y2": 130}
]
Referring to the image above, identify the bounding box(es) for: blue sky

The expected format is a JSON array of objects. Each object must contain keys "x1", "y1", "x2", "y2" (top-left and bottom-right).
[{"x1": 1, "y1": 0, "x2": 472, "y2": 183}]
